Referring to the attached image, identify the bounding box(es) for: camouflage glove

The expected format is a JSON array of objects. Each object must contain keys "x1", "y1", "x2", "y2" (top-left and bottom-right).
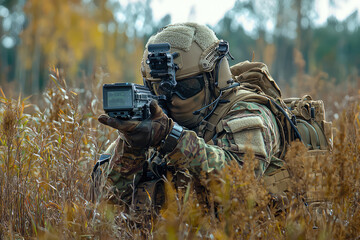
[{"x1": 98, "y1": 100, "x2": 174, "y2": 149}]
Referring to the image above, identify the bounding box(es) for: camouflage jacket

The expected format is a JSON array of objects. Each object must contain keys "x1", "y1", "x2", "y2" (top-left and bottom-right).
[{"x1": 101, "y1": 88, "x2": 283, "y2": 202}]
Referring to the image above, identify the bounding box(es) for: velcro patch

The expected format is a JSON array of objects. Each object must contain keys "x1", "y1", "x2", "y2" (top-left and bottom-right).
[
  {"x1": 233, "y1": 129, "x2": 267, "y2": 157},
  {"x1": 227, "y1": 116, "x2": 264, "y2": 133}
]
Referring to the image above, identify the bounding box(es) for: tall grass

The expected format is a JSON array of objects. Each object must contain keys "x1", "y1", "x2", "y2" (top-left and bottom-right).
[{"x1": 0, "y1": 68, "x2": 359, "y2": 239}]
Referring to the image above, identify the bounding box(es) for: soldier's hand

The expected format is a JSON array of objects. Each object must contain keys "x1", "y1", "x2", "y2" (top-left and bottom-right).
[{"x1": 98, "y1": 100, "x2": 174, "y2": 149}]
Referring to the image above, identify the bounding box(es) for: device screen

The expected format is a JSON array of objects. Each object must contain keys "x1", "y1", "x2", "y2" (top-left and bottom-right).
[{"x1": 106, "y1": 89, "x2": 132, "y2": 108}]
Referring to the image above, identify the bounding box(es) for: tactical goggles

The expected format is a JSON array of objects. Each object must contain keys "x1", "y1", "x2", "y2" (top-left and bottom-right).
[{"x1": 151, "y1": 74, "x2": 205, "y2": 100}]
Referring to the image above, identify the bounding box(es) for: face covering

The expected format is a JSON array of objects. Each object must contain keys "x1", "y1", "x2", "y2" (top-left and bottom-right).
[{"x1": 167, "y1": 89, "x2": 206, "y2": 129}]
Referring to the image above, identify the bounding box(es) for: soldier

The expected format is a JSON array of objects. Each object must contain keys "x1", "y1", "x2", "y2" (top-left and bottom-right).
[{"x1": 96, "y1": 22, "x2": 290, "y2": 209}]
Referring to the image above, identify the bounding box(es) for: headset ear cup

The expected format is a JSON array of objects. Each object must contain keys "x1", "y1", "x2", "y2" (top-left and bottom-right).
[{"x1": 216, "y1": 57, "x2": 233, "y2": 89}]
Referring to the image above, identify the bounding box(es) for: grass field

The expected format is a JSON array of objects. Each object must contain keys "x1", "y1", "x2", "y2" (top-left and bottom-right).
[{"x1": 0, "y1": 69, "x2": 359, "y2": 239}]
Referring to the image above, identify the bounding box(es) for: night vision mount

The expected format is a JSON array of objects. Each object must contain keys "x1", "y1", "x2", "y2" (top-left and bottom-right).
[{"x1": 146, "y1": 43, "x2": 179, "y2": 99}]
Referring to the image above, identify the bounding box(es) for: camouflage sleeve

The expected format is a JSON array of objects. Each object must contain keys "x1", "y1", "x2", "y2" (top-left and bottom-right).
[
  {"x1": 166, "y1": 129, "x2": 233, "y2": 176},
  {"x1": 166, "y1": 101, "x2": 283, "y2": 177},
  {"x1": 104, "y1": 137, "x2": 147, "y2": 203},
  {"x1": 216, "y1": 101, "x2": 283, "y2": 175}
]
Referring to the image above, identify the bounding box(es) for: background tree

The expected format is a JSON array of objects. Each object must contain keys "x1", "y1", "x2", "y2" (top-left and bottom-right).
[
  {"x1": 0, "y1": 0, "x2": 358, "y2": 96},
  {"x1": 214, "y1": 0, "x2": 359, "y2": 90},
  {"x1": 0, "y1": 0, "x2": 170, "y2": 95}
]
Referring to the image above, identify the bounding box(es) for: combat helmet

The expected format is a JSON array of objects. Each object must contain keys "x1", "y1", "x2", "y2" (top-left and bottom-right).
[
  {"x1": 141, "y1": 22, "x2": 234, "y2": 94},
  {"x1": 141, "y1": 22, "x2": 234, "y2": 128}
]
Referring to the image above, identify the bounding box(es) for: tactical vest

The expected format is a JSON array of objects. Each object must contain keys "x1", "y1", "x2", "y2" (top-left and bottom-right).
[{"x1": 197, "y1": 61, "x2": 333, "y2": 196}]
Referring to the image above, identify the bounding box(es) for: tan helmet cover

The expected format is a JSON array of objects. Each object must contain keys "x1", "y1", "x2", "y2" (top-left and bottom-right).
[{"x1": 141, "y1": 22, "x2": 232, "y2": 87}]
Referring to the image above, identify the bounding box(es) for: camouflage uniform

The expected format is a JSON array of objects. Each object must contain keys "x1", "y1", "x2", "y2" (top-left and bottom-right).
[{"x1": 104, "y1": 88, "x2": 282, "y2": 202}]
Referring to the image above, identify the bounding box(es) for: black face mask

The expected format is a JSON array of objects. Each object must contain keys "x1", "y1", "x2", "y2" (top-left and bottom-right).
[{"x1": 151, "y1": 74, "x2": 205, "y2": 100}]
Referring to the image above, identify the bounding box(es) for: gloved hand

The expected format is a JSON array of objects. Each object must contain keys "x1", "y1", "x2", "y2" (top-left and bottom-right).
[{"x1": 98, "y1": 100, "x2": 174, "y2": 149}]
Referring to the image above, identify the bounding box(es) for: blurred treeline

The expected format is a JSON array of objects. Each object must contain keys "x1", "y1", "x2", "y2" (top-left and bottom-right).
[{"x1": 0, "y1": 0, "x2": 359, "y2": 96}]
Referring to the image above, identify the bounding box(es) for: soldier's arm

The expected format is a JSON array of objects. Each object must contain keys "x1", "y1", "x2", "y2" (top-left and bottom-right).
[
  {"x1": 97, "y1": 100, "x2": 172, "y2": 203},
  {"x1": 166, "y1": 101, "x2": 282, "y2": 177},
  {"x1": 103, "y1": 137, "x2": 147, "y2": 203}
]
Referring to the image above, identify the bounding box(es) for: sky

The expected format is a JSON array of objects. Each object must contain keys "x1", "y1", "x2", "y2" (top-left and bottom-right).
[
  {"x1": 150, "y1": 0, "x2": 235, "y2": 26},
  {"x1": 145, "y1": 0, "x2": 360, "y2": 27}
]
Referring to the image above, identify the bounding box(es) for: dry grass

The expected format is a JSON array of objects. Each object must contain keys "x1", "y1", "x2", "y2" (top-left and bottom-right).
[
  {"x1": 286, "y1": 48, "x2": 360, "y2": 121},
  {"x1": 0, "y1": 68, "x2": 359, "y2": 239}
]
